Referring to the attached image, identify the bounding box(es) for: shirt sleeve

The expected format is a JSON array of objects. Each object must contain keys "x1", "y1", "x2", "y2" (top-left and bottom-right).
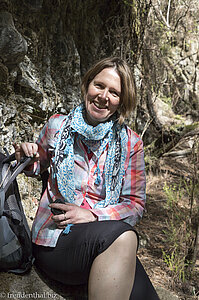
[
  {"x1": 24, "y1": 114, "x2": 65, "y2": 176},
  {"x1": 90, "y1": 130, "x2": 146, "y2": 227}
]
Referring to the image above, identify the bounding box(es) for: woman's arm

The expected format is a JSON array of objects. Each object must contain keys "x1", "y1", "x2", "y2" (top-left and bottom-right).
[{"x1": 14, "y1": 114, "x2": 65, "y2": 176}]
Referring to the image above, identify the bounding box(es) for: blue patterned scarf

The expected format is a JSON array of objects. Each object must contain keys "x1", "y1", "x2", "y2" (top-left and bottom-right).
[{"x1": 54, "y1": 103, "x2": 128, "y2": 210}]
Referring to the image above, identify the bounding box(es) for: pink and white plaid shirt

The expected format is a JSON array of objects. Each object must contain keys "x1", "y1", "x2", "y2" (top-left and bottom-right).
[{"x1": 29, "y1": 114, "x2": 146, "y2": 247}]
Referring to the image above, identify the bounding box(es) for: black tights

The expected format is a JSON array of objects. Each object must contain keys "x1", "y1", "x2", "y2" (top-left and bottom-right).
[{"x1": 33, "y1": 220, "x2": 160, "y2": 299}]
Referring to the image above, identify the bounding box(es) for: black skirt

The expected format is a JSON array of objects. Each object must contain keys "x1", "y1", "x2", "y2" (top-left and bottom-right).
[{"x1": 33, "y1": 220, "x2": 160, "y2": 300}]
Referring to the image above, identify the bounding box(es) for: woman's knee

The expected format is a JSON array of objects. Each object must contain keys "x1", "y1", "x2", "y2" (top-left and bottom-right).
[
  {"x1": 110, "y1": 230, "x2": 138, "y2": 259},
  {"x1": 116, "y1": 230, "x2": 137, "y2": 246}
]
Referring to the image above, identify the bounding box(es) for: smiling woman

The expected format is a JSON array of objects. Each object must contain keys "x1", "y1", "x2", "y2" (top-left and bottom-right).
[
  {"x1": 14, "y1": 57, "x2": 160, "y2": 300},
  {"x1": 81, "y1": 57, "x2": 136, "y2": 125},
  {"x1": 84, "y1": 68, "x2": 121, "y2": 126}
]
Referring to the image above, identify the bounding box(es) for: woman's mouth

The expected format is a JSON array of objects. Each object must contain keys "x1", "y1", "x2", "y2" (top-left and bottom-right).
[{"x1": 93, "y1": 101, "x2": 107, "y2": 109}]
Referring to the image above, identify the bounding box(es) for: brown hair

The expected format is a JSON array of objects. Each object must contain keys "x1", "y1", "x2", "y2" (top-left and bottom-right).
[{"x1": 81, "y1": 57, "x2": 136, "y2": 124}]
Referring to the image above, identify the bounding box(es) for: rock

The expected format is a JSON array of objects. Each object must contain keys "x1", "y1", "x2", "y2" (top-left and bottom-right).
[
  {"x1": 0, "y1": 268, "x2": 68, "y2": 300},
  {"x1": 0, "y1": 62, "x2": 8, "y2": 95},
  {"x1": 0, "y1": 0, "x2": 8, "y2": 12},
  {"x1": 18, "y1": 56, "x2": 43, "y2": 96},
  {"x1": 24, "y1": 0, "x2": 43, "y2": 11},
  {"x1": 153, "y1": 97, "x2": 185, "y2": 128},
  {"x1": 0, "y1": 11, "x2": 27, "y2": 67},
  {"x1": 0, "y1": 268, "x2": 180, "y2": 300},
  {"x1": 156, "y1": 286, "x2": 180, "y2": 300},
  {"x1": 0, "y1": 0, "x2": 144, "y2": 148}
]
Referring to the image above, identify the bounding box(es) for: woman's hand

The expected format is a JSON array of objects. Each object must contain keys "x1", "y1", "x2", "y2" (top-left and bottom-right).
[
  {"x1": 49, "y1": 202, "x2": 97, "y2": 228},
  {"x1": 14, "y1": 142, "x2": 40, "y2": 163}
]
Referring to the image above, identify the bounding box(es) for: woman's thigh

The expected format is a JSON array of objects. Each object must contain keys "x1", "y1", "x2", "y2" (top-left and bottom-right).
[{"x1": 33, "y1": 220, "x2": 137, "y2": 285}]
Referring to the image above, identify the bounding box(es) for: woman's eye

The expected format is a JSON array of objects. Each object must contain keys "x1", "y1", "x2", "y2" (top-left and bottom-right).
[
  {"x1": 111, "y1": 91, "x2": 119, "y2": 97},
  {"x1": 95, "y1": 83, "x2": 103, "y2": 89}
]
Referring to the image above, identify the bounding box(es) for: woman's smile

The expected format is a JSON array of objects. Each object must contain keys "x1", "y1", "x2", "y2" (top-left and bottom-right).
[{"x1": 92, "y1": 101, "x2": 108, "y2": 109}]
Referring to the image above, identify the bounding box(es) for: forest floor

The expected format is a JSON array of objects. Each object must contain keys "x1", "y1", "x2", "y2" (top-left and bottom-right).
[{"x1": 135, "y1": 170, "x2": 199, "y2": 300}]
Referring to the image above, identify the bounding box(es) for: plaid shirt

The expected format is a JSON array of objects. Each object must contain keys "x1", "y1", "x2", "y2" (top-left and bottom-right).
[{"x1": 30, "y1": 114, "x2": 146, "y2": 247}]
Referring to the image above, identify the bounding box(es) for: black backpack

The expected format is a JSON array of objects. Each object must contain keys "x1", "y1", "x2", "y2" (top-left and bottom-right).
[{"x1": 0, "y1": 150, "x2": 34, "y2": 274}]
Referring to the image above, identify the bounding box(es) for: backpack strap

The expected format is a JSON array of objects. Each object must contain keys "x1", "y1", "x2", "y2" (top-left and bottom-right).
[
  {"x1": 0, "y1": 156, "x2": 32, "y2": 217},
  {"x1": 3, "y1": 156, "x2": 32, "y2": 193},
  {"x1": 2, "y1": 152, "x2": 16, "y2": 164}
]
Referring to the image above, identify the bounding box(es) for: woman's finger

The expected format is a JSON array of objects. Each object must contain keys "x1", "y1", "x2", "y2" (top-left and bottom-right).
[
  {"x1": 57, "y1": 224, "x2": 68, "y2": 229},
  {"x1": 51, "y1": 211, "x2": 70, "y2": 222},
  {"x1": 51, "y1": 211, "x2": 72, "y2": 228},
  {"x1": 21, "y1": 143, "x2": 38, "y2": 157},
  {"x1": 49, "y1": 203, "x2": 73, "y2": 212},
  {"x1": 13, "y1": 143, "x2": 22, "y2": 162}
]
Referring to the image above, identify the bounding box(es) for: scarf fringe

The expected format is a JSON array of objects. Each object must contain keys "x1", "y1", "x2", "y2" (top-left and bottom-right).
[{"x1": 63, "y1": 224, "x2": 74, "y2": 235}]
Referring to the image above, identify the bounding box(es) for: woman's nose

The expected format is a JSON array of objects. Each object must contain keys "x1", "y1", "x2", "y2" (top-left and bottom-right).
[{"x1": 99, "y1": 89, "x2": 109, "y2": 100}]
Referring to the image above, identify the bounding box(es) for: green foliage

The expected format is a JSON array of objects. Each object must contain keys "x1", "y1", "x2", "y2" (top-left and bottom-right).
[
  {"x1": 162, "y1": 249, "x2": 188, "y2": 282},
  {"x1": 163, "y1": 182, "x2": 183, "y2": 208},
  {"x1": 123, "y1": 0, "x2": 134, "y2": 7},
  {"x1": 163, "y1": 184, "x2": 176, "y2": 208},
  {"x1": 162, "y1": 182, "x2": 193, "y2": 282},
  {"x1": 183, "y1": 122, "x2": 199, "y2": 133},
  {"x1": 161, "y1": 96, "x2": 172, "y2": 105}
]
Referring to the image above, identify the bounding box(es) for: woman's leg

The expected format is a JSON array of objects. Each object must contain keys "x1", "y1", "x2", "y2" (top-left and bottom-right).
[
  {"x1": 33, "y1": 221, "x2": 160, "y2": 299},
  {"x1": 88, "y1": 230, "x2": 137, "y2": 300},
  {"x1": 33, "y1": 221, "x2": 136, "y2": 286},
  {"x1": 130, "y1": 257, "x2": 160, "y2": 300}
]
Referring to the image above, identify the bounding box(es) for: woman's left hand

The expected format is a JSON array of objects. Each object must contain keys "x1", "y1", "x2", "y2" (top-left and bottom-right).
[{"x1": 49, "y1": 202, "x2": 97, "y2": 229}]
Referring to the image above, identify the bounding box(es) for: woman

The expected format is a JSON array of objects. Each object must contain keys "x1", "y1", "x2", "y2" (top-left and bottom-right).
[{"x1": 15, "y1": 57, "x2": 159, "y2": 300}]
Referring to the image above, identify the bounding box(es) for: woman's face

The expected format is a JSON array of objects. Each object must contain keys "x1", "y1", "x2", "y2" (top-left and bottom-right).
[{"x1": 84, "y1": 67, "x2": 121, "y2": 126}]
